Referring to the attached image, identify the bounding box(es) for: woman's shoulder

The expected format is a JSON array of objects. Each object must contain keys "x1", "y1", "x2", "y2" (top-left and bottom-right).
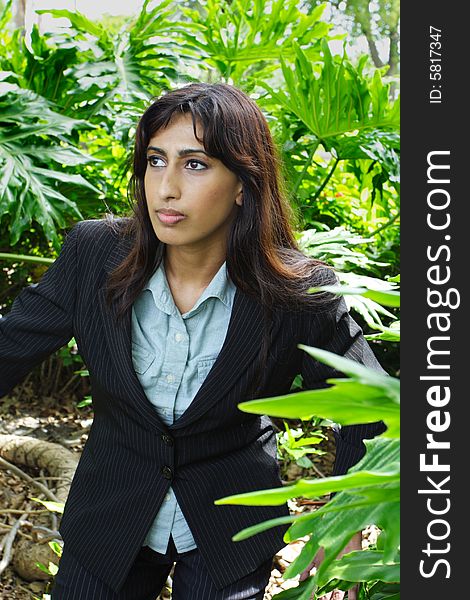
[
  {"x1": 72, "y1": 216, "x2": 135, "y2": 248},
  {"x1": 74, "y1": 215, "x2": 132, "y2": 236},
  {"x1": 67, "y1": 217, "x2": 136, "y2": 276}
]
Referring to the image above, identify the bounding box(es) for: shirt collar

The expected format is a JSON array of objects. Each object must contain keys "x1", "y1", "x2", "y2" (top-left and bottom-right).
[{"x1": 144, "y1": 260, "x2": 234, "y2": 317}]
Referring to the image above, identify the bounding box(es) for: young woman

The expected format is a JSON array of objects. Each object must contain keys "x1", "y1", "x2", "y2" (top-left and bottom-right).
[{"x1": 0, "y1": 83, "x2": 385, "y2": 600}]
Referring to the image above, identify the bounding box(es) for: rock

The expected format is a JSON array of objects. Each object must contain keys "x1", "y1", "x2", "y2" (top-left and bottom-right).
[{"x1": 12, "y1": 539, "x2": 59, "y2": 582}]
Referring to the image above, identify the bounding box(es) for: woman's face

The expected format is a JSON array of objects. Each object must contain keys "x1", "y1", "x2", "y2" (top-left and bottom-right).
[{"x1": 144, "y1": 114, "x2": 243, "y2": 253}]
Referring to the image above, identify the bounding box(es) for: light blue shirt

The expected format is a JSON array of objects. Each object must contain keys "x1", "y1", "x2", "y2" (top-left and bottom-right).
[{"x1": 131, "y1": 258, "x2": 236, "y2": 553}]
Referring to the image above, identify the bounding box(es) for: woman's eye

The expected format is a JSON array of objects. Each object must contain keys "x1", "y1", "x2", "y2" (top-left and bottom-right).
[
  {"x1": 186, "y1": 159, "x2": 207, "y2": 170},
  {"x1": 147, "y1": 156, "x2": 164, "y2": 167}
]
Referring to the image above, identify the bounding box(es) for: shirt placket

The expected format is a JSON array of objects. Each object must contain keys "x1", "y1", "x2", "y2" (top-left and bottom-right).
[{"x1": 155, "y1": 311, "x2": 188, "y2": 425}]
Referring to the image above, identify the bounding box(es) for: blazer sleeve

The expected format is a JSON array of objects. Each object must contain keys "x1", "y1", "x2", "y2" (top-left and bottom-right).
[
  {"x1": 0, "y1": 222, "x2": 81, "y2": 397},
  {"x1": 300, "y1": 296, "x2": 387, "y2": 476}
]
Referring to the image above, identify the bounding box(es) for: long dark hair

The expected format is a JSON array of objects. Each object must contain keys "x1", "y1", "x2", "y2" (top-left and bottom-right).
[{"x1": 105, "y1": 83, "x2": 338, "y2": 395}]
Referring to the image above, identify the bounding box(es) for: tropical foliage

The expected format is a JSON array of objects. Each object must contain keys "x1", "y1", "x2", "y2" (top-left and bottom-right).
[{"x1": 216, "y1": 342, "x2": 400, "y2": 599}]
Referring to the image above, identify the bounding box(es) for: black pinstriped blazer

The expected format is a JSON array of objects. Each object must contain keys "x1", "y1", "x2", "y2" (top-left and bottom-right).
[{"x1": 0, "y1": 219, "x2": 386, "y2": 593}]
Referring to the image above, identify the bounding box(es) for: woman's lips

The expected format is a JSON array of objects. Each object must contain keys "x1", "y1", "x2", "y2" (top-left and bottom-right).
[{"x1": 156, "y1": 212, "x2": 187, "y2": 225}]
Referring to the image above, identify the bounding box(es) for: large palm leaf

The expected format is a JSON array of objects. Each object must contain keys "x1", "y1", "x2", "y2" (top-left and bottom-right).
[
  {"x1": 0, "y1": 81, "x2": 98, "y2": 247},
  {"x1": 179, "y1": 0, "x2": 331, "y2": 84},
  {"x1": 37, "y1": 0, "x2": 180, "y2": 126},
  {"x1": 260, "y1": 40, "x2": 399, "y2": 145}
]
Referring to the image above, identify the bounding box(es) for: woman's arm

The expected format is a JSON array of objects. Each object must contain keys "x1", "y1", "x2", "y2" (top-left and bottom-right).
[
  {"x1": 300, "y1": 296, "x2": 387, "y2": 475},
  {"x1": 0, "y1": 222, "x2": 80, "y2": 397}
]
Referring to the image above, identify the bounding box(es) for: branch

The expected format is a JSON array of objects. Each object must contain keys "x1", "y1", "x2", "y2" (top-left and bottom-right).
[
  {"x1": 0, "y1": 457, "x2": 59, "y2": 503},
  {"x1": 0, "y1": 512, "x2": 29, "y2": 576}
]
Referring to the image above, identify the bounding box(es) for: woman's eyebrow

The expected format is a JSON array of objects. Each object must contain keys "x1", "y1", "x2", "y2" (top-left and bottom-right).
[{"x1": 146, "y1": 146, "x2": 209, "y2": 157}]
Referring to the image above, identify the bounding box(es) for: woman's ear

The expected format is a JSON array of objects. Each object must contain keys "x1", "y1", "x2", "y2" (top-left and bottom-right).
[{"x1": 235, "y1": 186, "x2": 243, "y2": 206}]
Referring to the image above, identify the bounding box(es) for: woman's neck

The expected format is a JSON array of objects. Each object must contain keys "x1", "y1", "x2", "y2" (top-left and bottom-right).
[{"x1": 163, "y1": 245, "x2": 226, "y2": 290}]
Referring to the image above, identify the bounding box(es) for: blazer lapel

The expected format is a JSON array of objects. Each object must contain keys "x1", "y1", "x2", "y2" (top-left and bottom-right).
[
  {"x1": 169, "y1": 288, "x2": 265, "y2": 430},
  {"x1": 97, "y1": 235, "x2": 168, "y2": 432}
]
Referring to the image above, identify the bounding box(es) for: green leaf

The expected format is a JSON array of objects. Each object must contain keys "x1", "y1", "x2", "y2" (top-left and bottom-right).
[
  {"x1": 232, "y1": 513, "x2": 308, "y2": 542},
  {"x1": 177, "y1": 0, "x2": 329, "y2": 84},
  {"x1": 324, "y1": 550, "x2": 399, "y2": 584},
  {"x1": 23, "y1": 145, "x2": 98, "y2": 167},
  {"x1": 308, "y1": 285, "x2": 400, "y2": 308},
  {"x1": 35, "y1": 561, "x2": 52, "y2": 575},
  {"x1": 36, "y1": 9, "x2": 107, "y2": 39},
  {"x1": 29, "y1": 497, "x2": 65, "y2": 514},
  {"x1": 296, "y1": 347, "x2": 398, "y2": 393},
  {"x1": 296, "y1": 456, "x2": 313, "y2": 468},
  {"x1": 0, "y1": 88, "x2": 92, "y2": 246},
  {"x1": 215, "y1": 469, "x2": 399, "y2": 506},
  {"x1": 238, "y1": 347, "x2": 399, "y2": 436},
  {"x1": 260, "y1": 42, "x2": 399, "y2": 141},
  {"x1": 48, "y1": 540, "x2": 63, "y2": 557},
  {"x1": 291, "y1": 435, "x2": 325, "y2": 447},
  {"x1": 269, "y1": 576, "x2": 316, "y2": 599},
  {"x1": 365, "y1": 322, "x2": 400, "y2": 342},
  {"x1": 368, "y1": 582, "x2": 400, "y2": 600},
  {"x1": 226, "y1": 438, "x2": 400, "y2": 566},
  {"x1": 284, "y1": 439, "x2": 400, "y2": 580}
]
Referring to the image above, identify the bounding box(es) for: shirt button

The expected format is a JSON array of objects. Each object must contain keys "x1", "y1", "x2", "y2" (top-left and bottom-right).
[
  {"x1": 166, "y1": 373, "x2": 175, "y2": 383},
  {"x1": 175, "y1": 332, "x2": 184, "y2": 342},
  {"x1": 165, "y1": 492, "x2": 171, "y2": 502},
  {"x1": 162, "y1": 466, "x2": 173, "y2": 479}
]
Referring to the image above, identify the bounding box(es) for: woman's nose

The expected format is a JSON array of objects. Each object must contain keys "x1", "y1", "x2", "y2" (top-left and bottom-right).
[{"x1": 158, "y1": 165, "x2": 181, "y2": 199}]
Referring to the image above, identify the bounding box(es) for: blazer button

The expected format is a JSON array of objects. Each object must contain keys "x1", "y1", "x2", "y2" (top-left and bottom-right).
[
  {"x1": 162, "y1": 466, "x2": 173, "y2": 479},
  {"x1": 161, "y1": 434, "x2": 174, "y2": 446}
]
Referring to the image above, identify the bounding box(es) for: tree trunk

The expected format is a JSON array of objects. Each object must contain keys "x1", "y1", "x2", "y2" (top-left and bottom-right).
[
  {"x1": 0, "y1": 434, "x2": 79, "y2": 502},
  {"x1": 13, "y1": 0, "x2": 27, "y2": 31},
  {"x1": 364, "y1": 31, "x2": 384, "y2": 68},
  {"x1": 388, "y1": 27, "x2": 400, "y2": 76},
  {"x1": 354, "y1": 10, "x2": 384, "y2": 68}
]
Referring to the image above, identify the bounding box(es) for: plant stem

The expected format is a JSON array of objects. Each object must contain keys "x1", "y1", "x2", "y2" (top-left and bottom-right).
[
  {"x1": 310, "y1": 157, "x2": 340, "y2": 204},
  {"x1": 291, "y1": 141, "x2": 320, "y2": 198},
  {"x1": 0, "y1": 253, "x2": 54, "y2": 265},
  {"x1": 369, "y1": 210, "x2": 400, "y2": 236}
]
